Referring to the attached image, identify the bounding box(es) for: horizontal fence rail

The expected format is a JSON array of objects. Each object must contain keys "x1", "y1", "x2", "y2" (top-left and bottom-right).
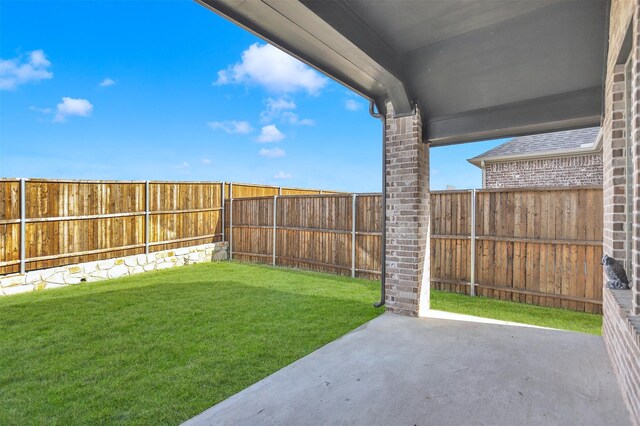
[{"x1": 0, "y1": 178, "x2": 334, "y2": 275}]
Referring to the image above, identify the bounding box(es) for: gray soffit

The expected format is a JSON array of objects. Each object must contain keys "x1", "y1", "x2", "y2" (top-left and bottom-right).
[
  {"x1": 197, "y1": 0, "x2": 608, "y2": 146},
  {"x1": 468, "y1": 126, "x2": 602, "y2": 167}
]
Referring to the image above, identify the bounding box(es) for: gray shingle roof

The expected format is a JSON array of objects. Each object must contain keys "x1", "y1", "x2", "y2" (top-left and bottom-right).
[{"x1": 469, "y1": 127, "x2": 601, "y2": 164}]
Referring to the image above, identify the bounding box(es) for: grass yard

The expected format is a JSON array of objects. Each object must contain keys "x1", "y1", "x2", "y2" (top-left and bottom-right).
[
  {"x1": 431, "y1": 290, "x2": 602, "y2": 335},
  {"x1": 0, "y1": 262, "x2": 382, "y2": 425},
  {"x1": 0, "y1": 262, "x2": 602, "y2": 424}
]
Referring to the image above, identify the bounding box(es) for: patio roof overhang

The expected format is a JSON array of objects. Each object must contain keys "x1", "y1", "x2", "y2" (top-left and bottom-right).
[{"x1": 197, "y1": 0, "x2": 608, "y2": 146}]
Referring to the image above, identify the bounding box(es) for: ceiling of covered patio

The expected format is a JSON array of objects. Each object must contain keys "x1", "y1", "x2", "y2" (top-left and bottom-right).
[{"x1": 197, "y1": 0, "x2": 608, "y2": 145}]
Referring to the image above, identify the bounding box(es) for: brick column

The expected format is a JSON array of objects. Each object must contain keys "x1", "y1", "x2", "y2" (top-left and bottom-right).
[
  {"x1": 603, "y1": 65, "x2": 628, "y2": 268},
  {"x1": 384, "y1": 101, "x2": 430, "y2": 317},
  {"x1": 633, "y1": 6, "x2": 640, "y2": 314}
]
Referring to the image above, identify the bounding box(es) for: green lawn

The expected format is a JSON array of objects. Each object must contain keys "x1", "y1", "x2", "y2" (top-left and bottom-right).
[
  {"x1": 431, "y1": 290, "x2": 602, "y2": 335},
  {"x1": 0, "y1": 262, "x2": 602, "y2": 424}
]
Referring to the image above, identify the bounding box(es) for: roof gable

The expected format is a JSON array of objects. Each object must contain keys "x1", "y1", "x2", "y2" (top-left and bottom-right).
[{"x1": 468, "y1": 127, "x2": 601, "y2": 166}]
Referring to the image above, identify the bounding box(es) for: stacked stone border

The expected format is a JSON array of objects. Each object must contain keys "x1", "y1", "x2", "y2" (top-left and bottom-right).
[{"x1": 0, "y1": 242, "x2": 228, "y2": 296}]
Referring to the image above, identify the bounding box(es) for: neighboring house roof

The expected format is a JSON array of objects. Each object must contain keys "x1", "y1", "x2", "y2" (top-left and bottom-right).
[{"x1": 468, "y1": 127, "x2": 601, "y2": 167}]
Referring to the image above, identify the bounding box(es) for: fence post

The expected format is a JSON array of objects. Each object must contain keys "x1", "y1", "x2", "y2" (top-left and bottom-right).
[
  {"x1": 351, "y1": 193, "x2": 357, "y2": 278},
  {"x1": 273, "y1": 195, "x2": 278, "y2": 266},
  {"x1": 221, "y1": 182, "x2": 225, "y2": 243},
  {"x1": 19, "y1": 178, "x2": 26, "y2": 274},
  {"x1": 470, "y1": 189, "x2": 477, "y2": 296},
  {"x1": 145, "y1": 181, "x2": 150, "y2": 255},
  {"x1": 229, "y1": 183, "x2": 233, "y2": 261}
]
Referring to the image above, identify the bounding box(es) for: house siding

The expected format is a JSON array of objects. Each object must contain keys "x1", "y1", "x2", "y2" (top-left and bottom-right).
[{"x1": 484, "y1": 154, "x2": 603, "y2": 188}]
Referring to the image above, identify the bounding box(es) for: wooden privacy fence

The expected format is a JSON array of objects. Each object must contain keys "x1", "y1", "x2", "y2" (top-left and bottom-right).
[
  {"x1": 226, "y1": 187, "x2": 603, "y2": 313},
  {"x1": 431, "y1": 186, "x2": 603, "y2": 313},
  {"x1": 0, "y1": 178, "x2": 603, "y2": 313},
  {"x1": 0, "y1": 179, "x2": 331, "y2": 275},
  {"x1": 224, "y1": 193, "x2": 382, "y2": 280}
]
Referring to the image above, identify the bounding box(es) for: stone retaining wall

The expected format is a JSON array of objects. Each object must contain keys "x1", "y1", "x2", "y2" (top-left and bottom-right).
[{"x1": 0, "y1": 242, "x2": 228, "y2": 296}]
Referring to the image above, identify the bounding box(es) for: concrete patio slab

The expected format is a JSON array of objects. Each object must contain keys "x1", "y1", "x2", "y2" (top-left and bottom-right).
[{"x1": 184, "y1": 312, "x2": 630, "y2": 426}]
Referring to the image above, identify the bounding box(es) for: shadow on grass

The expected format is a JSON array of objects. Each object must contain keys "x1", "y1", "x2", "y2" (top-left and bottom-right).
[{"x1": 0, "y1": 278, "x2": 381, "y2": 425}]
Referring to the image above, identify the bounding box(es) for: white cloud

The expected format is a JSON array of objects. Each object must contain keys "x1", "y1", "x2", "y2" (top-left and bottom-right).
[
  {"x1": 260, "y1": 97, "x2": 296, "y2": 122},
  {"x1": 0, "y1": 49, "x2": 53, "y2": 90},
  {"x1": 202, "y1": 158, "x2": 212, "y2": 164},
  {"x1": 29, "y1": 50, "x2": 50, "y2": 67},
  {"x1": 260, "y1": 97, "x2": 315, "y2": 126},
  {"x1": 215, "y1": 43, "x2": 327, "y2": 94},
  {"x1": 273, "y1": 171, "x2": 292, "y2": 179},
  {"x1": 281, "y1": 112, "x2": 314, "y2": 126},
  {"x1": 99, "y1": 78, "x2": 116, "y2": 87},
  {"x1": 259, "y1": 147, "x2": 286, "y2": 158},
  {"x1": 208, "y1": 120, "x2": 253, "y2": 134},
  {"x1": 257, "y1": 124, "x2": 285, "y2": 143},
  {"x1": 29, "y1": 106, "x2": 52, "y2": 114},
  {"x1": 53, "y1": 97, "x2": 93, "y2": 123},
  {"x1": 345, "y1": 99, "x2": 362, "y2": 111}
]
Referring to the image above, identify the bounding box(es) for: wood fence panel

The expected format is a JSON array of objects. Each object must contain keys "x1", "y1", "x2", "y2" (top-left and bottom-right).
[
  {"x1": 277, "y1": 195, "x2": 352, "y2": 231},
  {"x1": 280, "y1": 188, "x2": 322, "y2": 196},
  {"x1": 230, "y1": 184, "x2": 279, "y2": 198},
  {"x1": 25, "y1": 216, "x2": 146, "y2": 270},
  {"x1": 149, "y1": 211, "x2": 221, "y2": 252},
  {"x1": 149, "y1": 182, "x2": 220, "y2": 212},
  {"x1": 148, "y1": 182, "x2": 223, "y2": 252},
  {"x1": 355, "y1": 233, "x2": 380, "y2": 280},
  {"x1": 355, "y1": 195, "x2": 382, "y2": 233},
  {"x1": 26, "y1": 180, "x2": 145, "y2": 218},
  {"x1": 22, "y1": 181, "x2": 147, "y2": 271},
  {"x1": 0, "y1": 179, "x2": 20, "y2": 220},
  {"x1": 430, "y1": 191, "x2": 471, "y2": 294},
  {"x1": 0, "y1": 180, "x2": 20, "y2": 275},
  {"x1": 225, "y1": 182, "x2": 339, "y2": 199},
  {"x1": 0, "y1": 179, "x2": 239, "y2": 273},
  {"x1": 276, "y1": 195, "x2": 353, "y2": 274},
  {"x1": 469, "y1": 187, "x2": 603, "y2": 313},
  {"x1": 276, "y1": 229, "x2": 352, "y2": 276},
  {"x1": 355, "y1": 195, "x2": 382, "y2": 280},
  {"x1": 229, "y1": 197, "x2": 274, "y2": 265}
]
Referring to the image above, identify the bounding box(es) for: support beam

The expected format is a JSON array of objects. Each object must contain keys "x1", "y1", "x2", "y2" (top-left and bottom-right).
[{"x1": 384, "y1": 102, "x2": 430, "y2": 316}]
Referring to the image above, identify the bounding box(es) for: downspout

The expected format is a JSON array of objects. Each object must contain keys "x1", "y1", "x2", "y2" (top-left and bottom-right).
[{"x1": 369, "y1": 100, "x2": 386, "y2": 308}]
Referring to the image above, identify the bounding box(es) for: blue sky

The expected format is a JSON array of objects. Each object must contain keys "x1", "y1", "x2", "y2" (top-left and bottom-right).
[{"x1": 0, "y1": 0, "x2": 505, "y2": 192}]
